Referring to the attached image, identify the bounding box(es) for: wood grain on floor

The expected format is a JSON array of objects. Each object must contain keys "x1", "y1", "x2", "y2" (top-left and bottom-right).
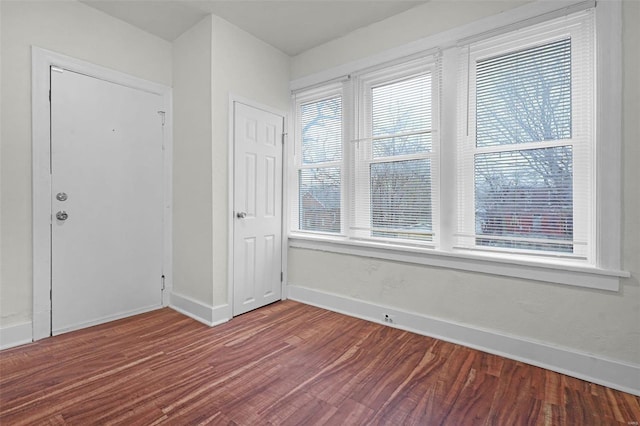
[{"x1": 1, "y1": 300, "x2": 638, "y2": 425}]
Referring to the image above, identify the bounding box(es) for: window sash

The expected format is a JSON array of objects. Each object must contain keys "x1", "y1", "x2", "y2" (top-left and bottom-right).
[
  {"x1": 455, "y1": 9, "x2": 595, "y2": 260},
  {"x1": 349, "y1": 59, "x2": 439, "y2": 245},
  {"x1": 293, "y1": 85, "x2": 345, "y2": 235}
]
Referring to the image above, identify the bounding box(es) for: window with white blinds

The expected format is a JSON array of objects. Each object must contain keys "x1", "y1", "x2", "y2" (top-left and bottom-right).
[
  {"x1": 456, "y1": 10, "x2": 595, "y2": 260},
  {"x1": 350, "y1": 60, "x2": 437, "y2": 243},
  {"x1": 291, "y1": 6, "x2": 610, "y2": 276},
  {"x1": 294, "y1": 89, "x2": 343, "y2": 234}
]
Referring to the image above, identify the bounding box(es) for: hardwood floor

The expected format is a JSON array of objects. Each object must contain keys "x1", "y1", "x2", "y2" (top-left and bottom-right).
[{"x1": 1, "y1": 301, "x2": 638, "y2": 425}]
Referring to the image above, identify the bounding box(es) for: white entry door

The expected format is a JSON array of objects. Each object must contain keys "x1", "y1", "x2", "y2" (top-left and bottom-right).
[
  {"x1": 233, "y1": 102, "x2": 284, "y2": 315},
  {"x1": 50, "y1": 68, "x2": 165, "y2": 335}
]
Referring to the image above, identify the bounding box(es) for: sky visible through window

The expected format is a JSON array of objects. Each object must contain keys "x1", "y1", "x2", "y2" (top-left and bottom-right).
[
  {"x1": 369, "y1": 73, "x2": 432, "y2": 241},
  {"x1": 474, "y1": 38, "x2": 574, "y2": 252},
  {"x1": 299, "y1": 97, "x2": 342, "y2": 233}
]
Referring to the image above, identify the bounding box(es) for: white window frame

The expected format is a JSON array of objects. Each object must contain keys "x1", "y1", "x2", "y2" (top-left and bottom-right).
[
  {"x1": 292, "y1": 83, "x2": 346, "y2": 236},
  {"x1": 455, "y1": 11, "x2": 594, "y2": 261},
  {"x1": 350, "y1": 58, "x2": 439, "y2": 246},
  {"x1": 288, "y1": 0, "x2": 628, "y2": 291}
]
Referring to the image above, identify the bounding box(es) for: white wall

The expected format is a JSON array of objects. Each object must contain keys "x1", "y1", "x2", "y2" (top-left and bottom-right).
[
  {"x1": 288, "y1": 0, "x2": 640, "y2": 367},
  {"x1": 172, "y1": 16, "x2": 214, "y2": 305},
  {"x1": 0, "y1": 0, "x2": 290, "y2": 332},
  {"x1": 171, "y1": 14, "x2": 290, "y2": 316},
  {"x1": 291, "y1": 1, "x2": 527, "y2": 80},
  {"x1": 209, "y1": 15, "x2": 290, "y2": 307},
  {"x1": 0, "y1": 1, "x2": 172, "y2": 328}
]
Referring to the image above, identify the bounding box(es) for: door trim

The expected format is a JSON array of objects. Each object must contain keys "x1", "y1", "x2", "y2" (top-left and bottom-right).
[
  {"x1": 227, "y1": 95, "x2": 288, "y2": 316},
  {"x1": 32, "y1": 47, "x2": 173, "y2": 340}
]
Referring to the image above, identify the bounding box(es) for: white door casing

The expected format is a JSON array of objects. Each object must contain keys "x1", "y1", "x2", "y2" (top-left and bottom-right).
[
  {"x1": 232, "y1": 102, "x2": 284, "y2": 316},
  {"x1": 32, "y1": 48, "x2": 172, "y2": 340}
]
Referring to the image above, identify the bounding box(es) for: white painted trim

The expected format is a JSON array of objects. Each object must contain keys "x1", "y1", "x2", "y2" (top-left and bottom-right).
[
  {"x1": 227, "y1": 94, "x2": 288, "y2": 315},
  {"x1": 169, "y1": 292, "x2": 231, "y2": 327},
  {"x1": 288, "y1": 284, "x2": 640, "y2": 397},
  {"x1": 595, "y1": 0, "x2": 622, "y2": 270},
  {"x1": 32, "y1": 48, "x2": 53, "y2": 341},
  {"x1": 32, "y1": 47, "x2": 173, "y2": 340},
  {"x1": 228, "y1": 96, "x2": 235, "y2": 315},
  {"x1": 289, "y1": 237, "x2": 626, "y2": 291},
  {"x1": 0, "y1": 322, "x2": 33, "y2": 350},
  {"x1": 161, "y1": 92, "x2": 174, "y2": 307},
  {"x1": 282, "y1": 114, "x2": 293, "y2": 300},
  {"x1": 290, "y1": 0, "x2": 594, "y2": 91}
]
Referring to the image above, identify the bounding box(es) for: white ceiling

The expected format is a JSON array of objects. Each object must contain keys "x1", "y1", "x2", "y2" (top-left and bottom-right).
[{"x1": 80, "y1": 1, "x2": 427, "y2": 56}]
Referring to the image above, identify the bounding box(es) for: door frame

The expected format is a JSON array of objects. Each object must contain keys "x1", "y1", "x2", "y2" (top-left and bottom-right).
[
  {"x1": 227, "y1": 95, "x2": 288, "y2": 316},
  {"x1": 32, "y1": 47, "x2": 173, "y2": 340}
]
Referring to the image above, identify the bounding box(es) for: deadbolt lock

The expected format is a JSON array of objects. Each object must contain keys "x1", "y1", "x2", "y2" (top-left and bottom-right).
[{"x1": 56, "y1": 192, "x2": 68, "y2": 201}]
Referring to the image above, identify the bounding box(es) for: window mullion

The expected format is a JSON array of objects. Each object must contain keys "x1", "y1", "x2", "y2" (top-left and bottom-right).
[{"x1": 439, "y1": 48, "x2": 459, "y2": 252}]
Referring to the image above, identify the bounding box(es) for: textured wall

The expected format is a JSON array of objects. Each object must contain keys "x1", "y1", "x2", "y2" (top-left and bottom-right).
[
  {"x1": 210, "y1": 15, "x2": 290, "y2": 306},
  {"x1": 172, "y1": 16, "x2": 214, "y2": 304},
  {"x1": 0, "y1": 1, "x2": 172, "y2": 327},
  {"x1": 287, "y1": 0, "x2": 640, "y2": 365}
]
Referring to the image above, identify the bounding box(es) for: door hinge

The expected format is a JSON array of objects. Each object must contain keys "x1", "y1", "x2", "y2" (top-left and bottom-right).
[
  {"x1": 157, "y1": 111, "x2": 166, "y2": 126},
  {"x1": 280, "y1": 271, "x2": 283, "y2": 282},
  {"x1": 161, "y1": 275, "x2": 166, "y2": 291},
  {"x1": 281, "y1": 133, "x2": 287, "y2": 144}
]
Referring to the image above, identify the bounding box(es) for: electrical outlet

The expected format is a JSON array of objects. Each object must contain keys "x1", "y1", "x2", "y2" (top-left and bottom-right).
[{"x1": 383, "y1": 313, "x2": 394, "y2": 323}]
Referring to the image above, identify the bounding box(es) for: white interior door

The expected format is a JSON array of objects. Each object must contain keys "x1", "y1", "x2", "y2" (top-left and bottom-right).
[
  {"x1": 233, "y1": 102, "x2": 284, "y2": 315},
  {"x1": 51, "y1": 68, "x2": 164, "y2": 335}
]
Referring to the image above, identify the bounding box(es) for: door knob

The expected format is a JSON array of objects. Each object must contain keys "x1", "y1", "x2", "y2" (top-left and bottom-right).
[
  {"x1": 236, "y1": 212, "x2": 247, "y2": 219},
  {"x1": 56, "y1": 211, "x2": 69, "y2": 221}
]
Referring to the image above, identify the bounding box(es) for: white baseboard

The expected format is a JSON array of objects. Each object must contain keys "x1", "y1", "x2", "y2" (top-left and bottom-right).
[
  {"x1": 0, "y1": 321, "x2": 33, "y2": 350},
  {"x1": 288, "y1": 284, "x2": 640, "y2": 397},
  {"x1": 170, "y1": 292, "x2": 231, "y2": 327}
]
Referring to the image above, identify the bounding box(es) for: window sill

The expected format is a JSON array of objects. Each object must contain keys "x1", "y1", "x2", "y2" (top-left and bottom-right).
[{"x1": 287, "y1": 234, "x2": 629, "y2": 292}]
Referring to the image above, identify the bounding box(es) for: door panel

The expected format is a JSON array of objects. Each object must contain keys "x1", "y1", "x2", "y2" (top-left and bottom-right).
[
  {"x1": 233, "y1": 103, "x2": 283, "y2": 315},
  {"x1": 51, "y1": 69, "x2": 164, "y2": 335}
]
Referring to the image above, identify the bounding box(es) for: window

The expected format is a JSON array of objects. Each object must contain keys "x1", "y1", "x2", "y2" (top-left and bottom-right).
[
  {"x1": 290, "y1": 4, "x2": 624, "y2": 288},
  {"x1": 456, "y1": 11, "x2": 594, "y2": 261},
  {"x1": 293, "y1": 86, "x2": 343, "y2": 234},
  {"x1": 351, "y1": 61, "x2": 437, "y2": 244}
]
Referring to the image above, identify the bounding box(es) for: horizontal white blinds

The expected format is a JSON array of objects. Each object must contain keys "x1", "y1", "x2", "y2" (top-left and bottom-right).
[
  {"x1": 297, "y1": 95, "x2": 343, "y2": 234},
  {"x1": 456, "y1": 9, "x2": 594, "y2": 258},
  {"x1": 291, "y1": 6, "x2": 597, "y2": 265},
  {"x1": 476, "y1": 38, "x2": 572, "y2": 147},
  {"x1": 298, "y1": 167, "x2": 341, "y2": 233},
  {"x1": 300, "y1": 96, "x2": 342, "y2": 164},
  {"x1": 350, "y1": 67, "x2": 436, "y2": 243},
  {"x1": 371, "y1": 74, "x2": 432, "y2": 139}
]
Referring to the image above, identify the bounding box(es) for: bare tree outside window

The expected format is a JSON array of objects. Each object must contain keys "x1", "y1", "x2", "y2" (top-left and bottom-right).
[
  {"x1": 369, "y1": 73, "x2": 433, "y2": 241},
  {"x1": 474, "y1": 38, "x2": 574, "y2": 252},
  {"x1": 299, "y1": 97, "x2": 342, "y2": 233}
]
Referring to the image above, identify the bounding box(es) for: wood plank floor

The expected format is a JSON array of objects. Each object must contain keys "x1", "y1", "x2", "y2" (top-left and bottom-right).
[{"x1": 1, "y1": 301, "x2": 638, "y2": 425}]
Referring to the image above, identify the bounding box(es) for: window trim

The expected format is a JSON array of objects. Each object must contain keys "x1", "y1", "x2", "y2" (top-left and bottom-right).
[
  {"x1": 455, "y1": 11, "x2": 595, "y2": 261},
  {"x1": 292, "y1": 83, "x2": 346, "y2": 235},
  {"x1": 349, "y1": 58, "x2": 439, "y2": 245},
  {"x1": 288, "y1": 0, "x2": 626, "y2": 291}
]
